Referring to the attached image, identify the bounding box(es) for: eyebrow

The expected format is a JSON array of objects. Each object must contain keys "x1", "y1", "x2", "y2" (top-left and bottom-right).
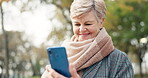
[
  {"x1": 73, "y1": 21, "x2": 94, "y2": 23},
  {"x1": 85, "y1": 21, "x2": 94, "y2": 23}
]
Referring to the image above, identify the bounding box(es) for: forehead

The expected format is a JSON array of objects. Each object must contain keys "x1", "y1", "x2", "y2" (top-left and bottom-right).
[{"x1": 71, "y1": 10, "x2": 97, "y2": 23}]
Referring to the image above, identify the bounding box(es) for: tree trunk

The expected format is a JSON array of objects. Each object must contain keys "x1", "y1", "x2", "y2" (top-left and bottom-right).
[
  {"x1": 29, "y1": 59, "x2": 36, "y2": 76},
  {"x1": 0, "y1": 65, "x2": 4, "y2": 78},
  {"x1": 138, "y1": 48, "x2": 143, "y2": 78},
  {"x1": 139, "y1": 57, "x2": 143, "y2": 78},
  {"x1": 0, "y1": 4, "x2": 9, "y2": 78}
]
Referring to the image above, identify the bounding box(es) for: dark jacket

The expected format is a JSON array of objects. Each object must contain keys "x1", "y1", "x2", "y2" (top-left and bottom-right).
[{"x1": 82, "y1": 49, "x2": 134, "y2": 78}]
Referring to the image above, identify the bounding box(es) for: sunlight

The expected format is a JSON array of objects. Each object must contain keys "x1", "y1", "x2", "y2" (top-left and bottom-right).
[{"x1": 1, "y1": 1, "x2": 57, "y2": 46}]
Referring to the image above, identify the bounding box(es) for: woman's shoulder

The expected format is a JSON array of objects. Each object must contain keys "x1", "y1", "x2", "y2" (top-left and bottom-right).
[
  {"x1": 109, "y1": 48, "x2": 127, "y2": 56},
  {"x1": 82, "y1": 49, "x2": 134, "y2": 78},
  {"x1": 107, "y1": 48, "x2": 130, "y2": 62},
  {"x1": 110, "y1": 48, "x2": 127, "y2": 57}
]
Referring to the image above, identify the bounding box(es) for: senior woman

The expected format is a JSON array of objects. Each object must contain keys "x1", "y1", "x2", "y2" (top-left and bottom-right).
[{"x1": 42, "y1": 0, "x2": 134, "y2": 78}]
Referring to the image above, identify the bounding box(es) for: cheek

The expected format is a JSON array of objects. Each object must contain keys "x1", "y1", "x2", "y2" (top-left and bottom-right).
[
  {"x1": 89, "y1": 27, "x2": 99, "y2": 34},
  {"x1": 89, "y1": 27, "x2": 100, "y2": 37},
  {"x1": 73, "y1": 27, "x2": 79, "y2": 35}
]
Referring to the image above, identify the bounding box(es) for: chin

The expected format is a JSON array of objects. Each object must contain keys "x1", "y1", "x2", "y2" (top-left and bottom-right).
[
  {"x1": 78, "y1": 35, "x2": 93, "y2": 41},
  {"x1": 79, "y1": 38, "x2": 91, "y2": 41}
]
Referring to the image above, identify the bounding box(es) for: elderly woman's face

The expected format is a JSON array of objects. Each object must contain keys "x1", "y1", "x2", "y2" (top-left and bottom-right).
[{"x1": 71, "y1": 10, "x2": 102, "y2": 41}]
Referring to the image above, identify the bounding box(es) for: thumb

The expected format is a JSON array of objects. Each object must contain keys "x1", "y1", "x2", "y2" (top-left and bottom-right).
[{"x1": 69, "y1": 64, "x2": 80, "y2": 78}]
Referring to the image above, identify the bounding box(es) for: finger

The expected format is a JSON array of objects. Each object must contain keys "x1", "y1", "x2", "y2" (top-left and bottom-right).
[
  {"x1": 49, "y1": 68, "x2": 66, "y2": 78},
  {"x1": 69, "y1": 64, "x2": 80, "y2": 78},
  {"x1": 46, "y1": 65, "x2": 51, "y2": 72},
  {"x1": 41, "y1": 70, "x2": 53, "y2": 78},
  {"x1": 45, "y1": 65, "x2": 66, "y2": 78}
]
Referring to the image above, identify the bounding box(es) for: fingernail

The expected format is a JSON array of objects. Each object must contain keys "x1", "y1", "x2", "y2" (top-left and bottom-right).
[{"x1": 47, "y1": 69, "x2": 50, "y2": 72}]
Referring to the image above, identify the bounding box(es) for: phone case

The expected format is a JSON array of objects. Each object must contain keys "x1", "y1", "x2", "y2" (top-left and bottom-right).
[{"x1": 47, "y1": 47, "x2": 71, "y2": 77}]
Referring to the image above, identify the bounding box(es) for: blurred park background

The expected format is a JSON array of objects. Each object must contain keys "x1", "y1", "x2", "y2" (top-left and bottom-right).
[{"x1": 0, "y1": 0, "x2": 148, "y2": 78}]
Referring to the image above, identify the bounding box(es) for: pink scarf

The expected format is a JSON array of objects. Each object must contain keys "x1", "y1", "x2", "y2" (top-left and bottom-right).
[{"x1": 62, "y1": 28, "x2": 114, "y2": 71}]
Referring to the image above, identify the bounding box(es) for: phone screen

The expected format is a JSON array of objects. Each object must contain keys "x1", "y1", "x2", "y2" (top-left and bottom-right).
[{"x1": 47, "y1": 47, "x2": 71, "y2": 77}]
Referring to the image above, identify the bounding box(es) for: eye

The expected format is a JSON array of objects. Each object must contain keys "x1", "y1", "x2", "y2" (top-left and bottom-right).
[
  {"x1": 85, "y1": 24, "x2": 92, "y2": 26},
  {"x1": 74, "y1": 24, "x2": 81, "y2": 26}
]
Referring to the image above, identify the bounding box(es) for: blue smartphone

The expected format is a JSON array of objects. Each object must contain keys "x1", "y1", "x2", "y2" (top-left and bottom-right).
[{"x1": 47, "y1": 47, "x2": 71, "y2": 77}]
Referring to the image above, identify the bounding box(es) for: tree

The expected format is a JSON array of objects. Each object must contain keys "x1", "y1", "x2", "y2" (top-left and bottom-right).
[
  {"x1": 0, "y1": 0, "x2": 55, "y2": 77},
  {"x1": 0, "y1": 31, "x2": 44, "y2": 77},
  {"x1": 39, "y1": 0, "x2": 73, "y2": 46},
  {"x1": 0, "y1": 0, "x2": 10, "y2": 78},
  {"x1": 105, "y1": 0, "x2": 148, "y2": 77}
]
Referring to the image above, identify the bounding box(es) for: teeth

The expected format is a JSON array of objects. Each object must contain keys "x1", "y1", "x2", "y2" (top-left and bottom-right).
[
  {"x1": 79, "y1": 33, "x2": 89, "y2": 35},
  {"x1": 79, "y1": 33, "x2": 90, "y2": 34}
]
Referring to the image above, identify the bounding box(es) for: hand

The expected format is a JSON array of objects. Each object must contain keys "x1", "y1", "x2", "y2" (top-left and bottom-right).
[
  {"x1": 41, "y1": 65, "x2": 65, "y2": 78},
  {"x1": 41, "y1": 64, "x2": 80, "y2": 78},
  {"x1": 69, "y1": 64, "x2": 81, "y2": 78}
]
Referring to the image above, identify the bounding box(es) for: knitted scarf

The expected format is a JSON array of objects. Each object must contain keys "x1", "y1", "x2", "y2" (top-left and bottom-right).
[{"x1": 62, "y1": 27, "x2": 114, "y2": 71}]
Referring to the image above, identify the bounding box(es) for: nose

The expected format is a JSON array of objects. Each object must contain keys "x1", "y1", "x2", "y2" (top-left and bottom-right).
[{"x1": 79, "y1": 26, "x2": 86, "y2": 32}]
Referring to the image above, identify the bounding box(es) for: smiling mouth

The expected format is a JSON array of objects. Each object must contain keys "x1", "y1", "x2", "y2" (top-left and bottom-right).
[{"x1": 79, "y1": 33, "x2": 91, "y2": 35}]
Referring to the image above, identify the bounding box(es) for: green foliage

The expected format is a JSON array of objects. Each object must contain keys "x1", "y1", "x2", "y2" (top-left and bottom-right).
[
  {"x1": 0, "y1": 31, "x2": 31, "y2": 68},
  {"x1": 0, "y1": 0, "x2": 9, "y2": 5},
  {"x1": 105, "y1": 0, "x2": 148, "y2": 55},
  {"x1": 135, "y1": 74, "x2": 148, "y2": 78},
  {"x1": 29, "y1": 76, "x2": 40, "y2": 78},
  {"x1": 0, "y1": 31, "x2": 45, "y2": 77},
  {"x1": 61, "y1": 0, "x2": 73, "y2": 9},
  {"x1": 46, "y1": 0, "x2": 73, "y2": 46}
]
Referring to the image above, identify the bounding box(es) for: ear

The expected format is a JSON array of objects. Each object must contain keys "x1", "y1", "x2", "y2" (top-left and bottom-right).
[
  {"x1": 101, "y1": 18, "x2": 104, "y2": 24},
  {"x1": 99, "y1": 18, "x2": 104, "y2": 28}
]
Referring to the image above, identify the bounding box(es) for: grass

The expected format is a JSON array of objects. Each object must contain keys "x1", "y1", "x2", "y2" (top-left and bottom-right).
[
  {"x1": 29, "y1": 76, "x2": 40, "y2": 78},
  {"x1": 134, "y1": 74, "x2": 148, "y2": 78}
]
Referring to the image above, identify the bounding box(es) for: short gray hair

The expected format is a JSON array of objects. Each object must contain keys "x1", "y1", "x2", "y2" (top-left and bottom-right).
[{"x1": 70, "y1": 0, "x2": 106, "y2": 21}]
